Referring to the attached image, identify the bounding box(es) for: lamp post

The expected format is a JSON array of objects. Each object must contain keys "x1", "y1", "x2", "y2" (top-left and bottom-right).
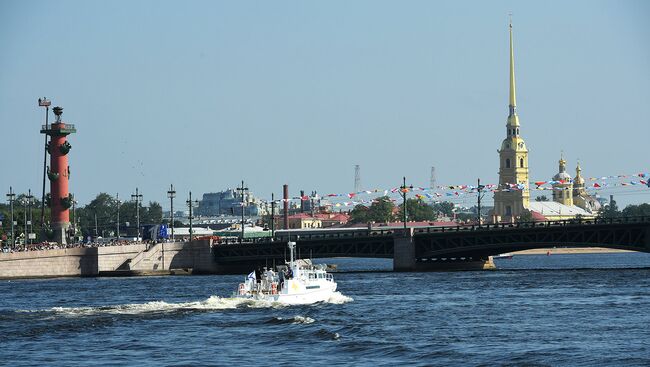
[
  {"x1": 71, "y1": 196, "x2": 77, "y2": 243},
  {"x1": 476, "y1": 178, "x2": 485, "y2": 226},
  {"x1": 167, "y1": 184, "x2": 176, "y2": 242},
  {"x1": 186, "y1": 192, "x2": 198, "y2": 242},
  {"x1": 236, "y1": 180, "x2": 249, "y2": 240},
  {"x1": 6, "y1": 187, "x2": 16, "y2": 248},
  {"x1": 399, "y1": 177, "x2": 413, "y2": 231},
  {"x1": 22, "y1": 193, "x2": 29, "y2": 247},
  {"x1": 26, "y1": 190, "x2": 34, "y2": 245},
  {"x1": 38, "y1": 97, "x2": 51, "y2": 240},
  {"x1": 131, "y1": 188, "x2": 143, "y2": 241},
  {"x1": 270, "y1": 193, "x2": 276, "y2": 239},
  {"x1": 115, "y1": 193, "x2": 120, "y2": 241}
]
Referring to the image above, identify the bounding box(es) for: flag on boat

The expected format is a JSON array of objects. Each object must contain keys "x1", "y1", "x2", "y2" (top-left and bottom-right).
[{"x1": 247, "y1": 271, "x2": 256, "y2": 281}]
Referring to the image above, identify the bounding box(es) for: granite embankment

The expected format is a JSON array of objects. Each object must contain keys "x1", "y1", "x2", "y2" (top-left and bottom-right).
[
  {"x1": 0, "y1": 240, "x2": 218, "y2": 279},
  {"x1": 513, "y1": 247, "x2": 633, "y2": 255}
]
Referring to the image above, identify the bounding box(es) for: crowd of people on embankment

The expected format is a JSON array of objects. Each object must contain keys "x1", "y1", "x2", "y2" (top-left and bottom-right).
[{"x1": 0, "y1": 239, "x2": 180, "y2": 253}]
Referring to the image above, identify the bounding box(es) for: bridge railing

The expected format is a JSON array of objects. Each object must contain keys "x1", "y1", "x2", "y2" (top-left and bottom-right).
[
  {"x1": 213, "y1": 216, "x2": 649, "y2": 246},
  {"x1": 413, "y1": 215, "x2": 650, "y2": 234}
]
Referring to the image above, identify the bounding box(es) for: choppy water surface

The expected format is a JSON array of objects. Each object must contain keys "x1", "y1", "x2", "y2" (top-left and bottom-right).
[{"x1": 1, "y1": 253, "x2": 650, "y2": 366}]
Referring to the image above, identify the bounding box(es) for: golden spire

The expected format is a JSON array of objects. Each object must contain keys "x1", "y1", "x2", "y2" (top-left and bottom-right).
[
  {"x1": 575, "y1": 160, "x2": 585, "y2": 186},
  {"x1": 507, "y1": 17, "x2": 520, "y2": 127},
  {"x1": 509, "y1": 20, "x2": 516, "y2": 113}
]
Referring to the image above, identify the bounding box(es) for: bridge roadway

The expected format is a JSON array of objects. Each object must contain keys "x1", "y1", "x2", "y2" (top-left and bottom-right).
[{"x1": 212, "y1": 216, "x2": 650, "y2": 272}]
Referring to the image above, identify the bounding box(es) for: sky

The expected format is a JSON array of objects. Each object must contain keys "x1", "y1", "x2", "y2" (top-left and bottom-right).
[{"x1": 1, "y1": 0, "x2": 649, "y2": 209}]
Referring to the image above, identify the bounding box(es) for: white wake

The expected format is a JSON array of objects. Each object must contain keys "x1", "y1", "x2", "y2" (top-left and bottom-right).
[{"x1": 20, "y1": 292, "x2": 352, "y2": 316}]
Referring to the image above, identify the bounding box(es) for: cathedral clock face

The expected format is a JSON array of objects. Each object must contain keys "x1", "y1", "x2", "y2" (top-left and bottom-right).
[{"x1": 518, "y1": 142, "x2": 524, "y2": 148}]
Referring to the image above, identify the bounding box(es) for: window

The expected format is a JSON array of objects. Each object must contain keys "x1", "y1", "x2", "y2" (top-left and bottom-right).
[
  {"x1": 505, "y1": 158, "x2": 511, "y2": 168},
  {"x1": 520, "y1": 158, "x2": 524, "y2": 168}
]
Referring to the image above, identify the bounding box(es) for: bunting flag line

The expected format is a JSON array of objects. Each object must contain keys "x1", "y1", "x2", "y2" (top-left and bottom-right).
[{"x1": 259, "y1": 171, "x2": 649, "y2": 208}]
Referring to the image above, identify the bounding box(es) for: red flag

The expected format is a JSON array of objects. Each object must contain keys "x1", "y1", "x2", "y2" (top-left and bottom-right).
[{"x1": 593, "y1": 183, "x2": 601, "y2": 188}]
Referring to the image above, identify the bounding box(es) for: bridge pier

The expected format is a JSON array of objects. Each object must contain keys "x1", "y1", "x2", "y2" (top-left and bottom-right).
[
  {"x1": 393, "y1": 228, "x2": 496, "y2": 271},
  {"x1": 393, "y1": 229, "x2": 416, "y2": 271}
]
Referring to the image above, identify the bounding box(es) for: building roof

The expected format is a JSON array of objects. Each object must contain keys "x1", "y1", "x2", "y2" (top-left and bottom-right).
[
  {"x1": 171, "y1": 227, "x2": 214, "y2": 236},
  {"x1": 314, "y1": 213, "x2": 350, "y2": 222},
  {"x1": 347, "y1": 221, "x2": 458, "y2": 229},
  {"x1": 287, "y1": 213, "x2": 320, "y2": 220},
  {"x1": 530, "y1": 210, "x2": 548, "y2": 221},
  {"x1": 528, "y1": 201, "x2": 592, "y2": 217}
]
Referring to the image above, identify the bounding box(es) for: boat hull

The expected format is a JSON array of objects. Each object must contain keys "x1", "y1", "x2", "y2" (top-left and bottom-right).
[{"x1": 238, "y1": 283, "x2": 337, "y2": 305}]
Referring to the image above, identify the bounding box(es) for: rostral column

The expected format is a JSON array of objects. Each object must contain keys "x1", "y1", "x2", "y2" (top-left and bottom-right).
[{"x1": 41, "y1": 106, "x2": 76, "y2": 244}]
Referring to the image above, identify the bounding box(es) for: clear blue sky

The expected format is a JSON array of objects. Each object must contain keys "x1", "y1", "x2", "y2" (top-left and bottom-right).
[{"x1": 1, "y1": 0, "x2": 648, "y2": 208}]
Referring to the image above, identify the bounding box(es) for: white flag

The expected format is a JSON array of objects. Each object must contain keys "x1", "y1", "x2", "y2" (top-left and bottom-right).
[{"x1": 247, "y1": 271, "x2": 256, "y2": 281}]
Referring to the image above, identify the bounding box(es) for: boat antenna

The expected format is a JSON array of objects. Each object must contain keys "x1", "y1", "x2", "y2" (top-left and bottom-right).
[{"x1": 288, "y1": 240, "x2": 296, "y2": 266}]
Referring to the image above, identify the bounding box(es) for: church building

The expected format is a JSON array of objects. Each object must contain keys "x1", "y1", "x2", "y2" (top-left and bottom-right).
[
  {"x1": 492, "y1": 22, "x2": 530, "y2": 221},
  {"x1": 492, "y1": 23, "x2": 600, "y2": 222}
]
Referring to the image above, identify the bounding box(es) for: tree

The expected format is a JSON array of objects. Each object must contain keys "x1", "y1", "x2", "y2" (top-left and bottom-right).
[
  {"x1": 621, "y1": 203, "x2": 650, "y2": 217},
  {"x1": 518, "y1": 209, "x2": 534, "y2": 223},
  {"x1": 400, "y1": 198, "x2": 437, "y2": 222},
  {"x1": 1, "y1": 198, "x2": 50, "y2": 243},
  {"x1": 535, "y1": 195, "x2": 549, "y2": 202},
  {"x1": 349, "y1": 205, "x2": 369, "y2": 224},
  {"x1": 367, "y1": 196, "x2": 396, "y2": 223},
  {"x1": 143, "y1": 201, "x2": 163, "y2": 224},
  {"x1": 349, "y1": 196, "x2": 396, "y2": 224},
  {"x1": 432, "y1": 201, "x2": 455, "y2": 218},
  {"x1": 77, "y1": 193, "x2": 118, "y2": 238},
  {"x1": 597, "y1": 198, "x2": 621, "y2": 219}
]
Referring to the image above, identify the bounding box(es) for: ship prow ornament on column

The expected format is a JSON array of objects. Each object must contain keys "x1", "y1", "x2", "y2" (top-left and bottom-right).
[{"x1": 40, "y1": 106, "x2": 76, "y2": 244}]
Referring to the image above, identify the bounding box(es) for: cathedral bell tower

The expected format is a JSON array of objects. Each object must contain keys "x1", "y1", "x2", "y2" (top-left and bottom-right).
[
  {"x1": 552, "y1": 154, "x2": 574, "y2": 206},
  {"x1": 493, "y1": 21, "x2": 530, "y2": 220}
]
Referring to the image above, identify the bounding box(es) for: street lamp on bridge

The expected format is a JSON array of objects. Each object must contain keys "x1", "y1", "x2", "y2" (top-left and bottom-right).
[
  {"x1": 131, "y1": 188, "x2": 143, "y2": 241},
  {"x1": 186, "y1": 192, "x2": 198, "y2": 242},
  {"x1": 25, "y1": 190, "x2": 34, "y2": 245},
  {"x1": 477, "y1": 178, "x2": 486, "y2": 226},
  {"x1": 38, "y1": 97, "x2": 51, "y2": 241},
  {"x1": 167, "y1": 184, "x2": 176, "y2": 242},
  {"x1": 115, "y1": 193, "x2": 121, "y2": 240},
  {"x1": 6, "y1": 187, "x2": 16, "y2": 248},
  {"x1": 400, "y1": 177, "x2": 413, "y2": 231},
  {"x1": 236, "y1": 180, "x2": 249, "y2": 241}
]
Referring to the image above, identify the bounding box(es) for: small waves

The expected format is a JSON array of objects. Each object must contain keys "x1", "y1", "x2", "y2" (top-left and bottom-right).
[{"x1": 266, "y1": 315, "x2": 315, "y2": 325}]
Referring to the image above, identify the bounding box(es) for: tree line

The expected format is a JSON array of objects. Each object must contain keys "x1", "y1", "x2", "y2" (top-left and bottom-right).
[
  {"x1": 0, "y1": 192, "x2": 164, "y2": 242},
  {"x1": 347, "y1": 196, "x2": 650, "y2": 225},
  {"x1": 349, "y1": 196, "x2": 456, "y2": 224}
]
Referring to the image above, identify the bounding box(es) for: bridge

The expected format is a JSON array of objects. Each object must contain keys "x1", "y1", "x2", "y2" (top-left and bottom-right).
[{"x1": 212, "y1": 216, "x2": 650, "y2": 272}]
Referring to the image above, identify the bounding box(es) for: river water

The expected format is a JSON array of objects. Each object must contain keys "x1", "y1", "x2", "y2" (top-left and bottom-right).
[{"x1": 1, "y1": 253, "x2": 650, "y2": 366}]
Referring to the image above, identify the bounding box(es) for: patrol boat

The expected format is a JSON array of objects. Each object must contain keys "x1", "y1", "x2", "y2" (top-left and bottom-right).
[{"x1": 235, "y1": 241, "x2": 337, "y2": 305}]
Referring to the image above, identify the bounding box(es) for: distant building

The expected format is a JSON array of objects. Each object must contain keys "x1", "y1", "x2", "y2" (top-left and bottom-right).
[
  {"x1": 285, "y1": 213, "x2": 322, "y2": 229},
  {"x1": 314, "y1": 213, "x2": 350, "y2": 227},
  {"x1": 196, "y1": 189, "x2": 269, "y2": 217}
]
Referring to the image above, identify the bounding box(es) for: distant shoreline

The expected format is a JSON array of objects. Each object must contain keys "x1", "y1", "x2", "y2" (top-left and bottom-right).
[{"x1": 513, "y1": 247, "x2": 633, "y2": 255}]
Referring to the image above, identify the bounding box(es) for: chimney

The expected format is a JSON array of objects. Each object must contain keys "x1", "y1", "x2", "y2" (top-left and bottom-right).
[{"x1": 283, "y1": 184, "x2": 289, "y2": 229}]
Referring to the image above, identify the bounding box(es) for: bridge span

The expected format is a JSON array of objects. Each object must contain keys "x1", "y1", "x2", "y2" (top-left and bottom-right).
[{"x1": 212, "y1": 217, "x2": 650, "y2": 272}]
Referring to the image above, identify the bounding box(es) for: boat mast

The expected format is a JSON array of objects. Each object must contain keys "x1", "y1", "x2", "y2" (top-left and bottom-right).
[{"x1": 288, "y1": 241, "x2": 296, "y2": 267}]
